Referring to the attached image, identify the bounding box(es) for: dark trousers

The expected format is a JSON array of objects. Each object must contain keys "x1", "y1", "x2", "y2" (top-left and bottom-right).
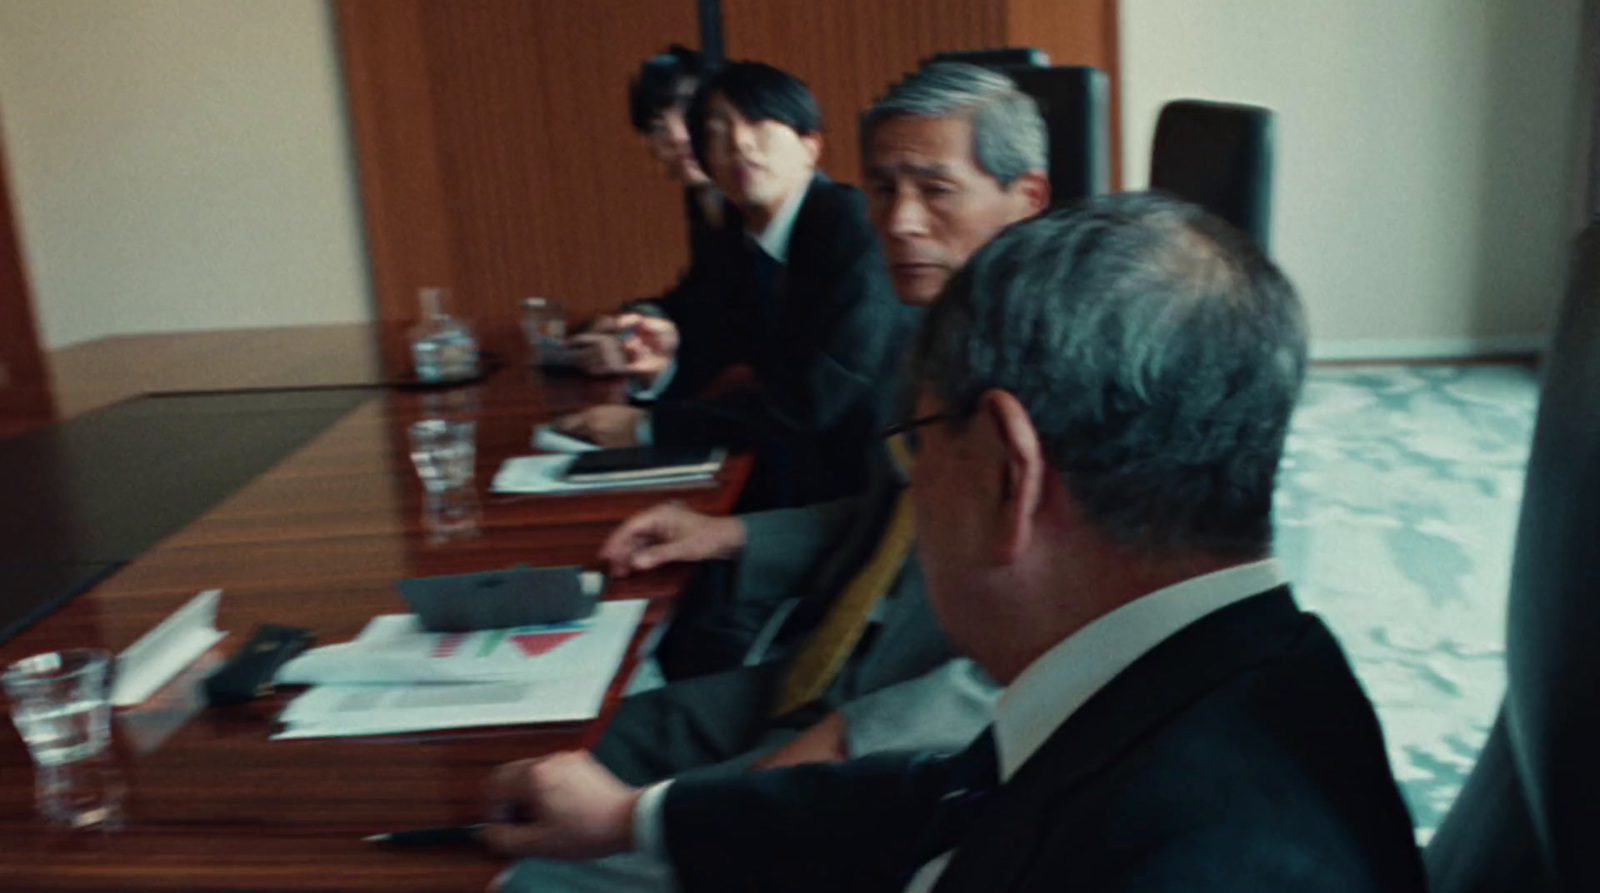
[
  {"x1": 653, "y1": 561, "x2": 775, "y2": 682},
  {"x1": 593, "y1": 661, "x2": 829, "y2": 786}
]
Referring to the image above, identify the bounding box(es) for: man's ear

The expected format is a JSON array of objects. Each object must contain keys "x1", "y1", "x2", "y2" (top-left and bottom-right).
[
  {"x1": 802, "y1": 133, "x2": 823, "y2": 167},
  {"x1": 980, "y1": 389, "x2": 1044, "y2": 563},
  {"x1": 1010, "y1": 170, "x2": 1050, "y2": 216}
]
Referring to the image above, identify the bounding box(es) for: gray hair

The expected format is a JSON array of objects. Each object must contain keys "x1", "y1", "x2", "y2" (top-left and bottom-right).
[
  {"x1": 861, "y1": 62, "x2": 1048, "y2": 185},
  {"x1": 909, "y1": 192, "x2": 1308, "y2": 557}
]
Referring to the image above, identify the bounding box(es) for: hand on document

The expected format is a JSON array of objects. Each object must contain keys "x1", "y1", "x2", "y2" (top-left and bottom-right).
[
  {"x1": 598, "y1": 501, "x2": 749, "y2": 577},
  {"x1": 552, "y1": 405, "x2": 646, "y2": 449}
]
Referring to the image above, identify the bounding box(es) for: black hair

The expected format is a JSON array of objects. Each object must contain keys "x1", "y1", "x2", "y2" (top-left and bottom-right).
[
  {"x1": 628, "y1": 45, "x2": 705, "y2": 133},
  {"x1": 686, "y1": 61, "x2": 822, "y2": 168}
]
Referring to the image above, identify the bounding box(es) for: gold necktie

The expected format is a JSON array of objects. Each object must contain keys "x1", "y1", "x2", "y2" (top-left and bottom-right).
[{"x1": 770, "y1": 437, "x2": 917, "y2": 717}]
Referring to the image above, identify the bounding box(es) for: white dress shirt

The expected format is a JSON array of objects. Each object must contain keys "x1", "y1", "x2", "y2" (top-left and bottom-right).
[
  {"x1": 749, "y1": 178, "x2": 807, "y2": 265},
  {"x1": 632, "y1": 556, "x2": 1286, "y2": 891},
  {"x1": 902, "y1": 558, "x2": 1286, "y2": 892},
  {"x1": 633, "y1": 179, "x2": 809, "y2": 445}
]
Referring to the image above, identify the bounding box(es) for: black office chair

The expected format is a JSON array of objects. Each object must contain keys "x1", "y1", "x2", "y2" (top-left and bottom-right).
[
  {"x1": 928, "y1": 47, "x2": 1049, "y2": 69},
  {"x1": 1424, "y1": 224, "x2": 1600, "y2": 892},
  {"x1": 1006, "y1": 65, "x2": 1111, "y2": 205},
  {"x1": 1149, "y1": 100, "x2": 1275, "y2": 250}
]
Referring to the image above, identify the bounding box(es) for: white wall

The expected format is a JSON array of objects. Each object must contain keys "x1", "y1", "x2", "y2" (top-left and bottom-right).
[
  {"x1": 0, "y1": 0, "x2": 371, "y2": 349},
  {"x1": 2, "y1": 2, "x2": 1587, "y2": 356},
  {"x1": 1121, "y1": 0, "x2": 1588, "y2": 358}
]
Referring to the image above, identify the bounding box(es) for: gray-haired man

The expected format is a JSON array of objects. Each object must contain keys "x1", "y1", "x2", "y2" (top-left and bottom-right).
[
  {"x1": 589, "y1": 62, "x2": 1049, "y2": 780},
  {"x1": 487, "y1": 62, "x2": 1049, "y2": 893},
  {"x1": 487, "y1": 194, "x2": 1427, "y2": 893}
]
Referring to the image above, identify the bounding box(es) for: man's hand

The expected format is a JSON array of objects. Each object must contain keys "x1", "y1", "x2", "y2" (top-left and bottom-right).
[
  {"x1": 598, "y1": 501, "x2": 748, "y2": 577},
  {"x1": 554, "y1": 405, "x2": 645, "y2": 448},
  {"x1": 617, "y1": 315, "x2": 679, "y2": 380},
  {"x1": 747, "y1": 711, "x2": 849, "y2": 770},
  {"x1": 566, "y1": 332, "x2": 630, "y2": 376},
  {"x1": 482, "y1": 751, "x2": 640, "y2": 861},
  {"x1": 565, "y1": 314, "x2": 678, "y2": 380},
  {"x1": 585, "y1": 313, "x2": 625, "y2": 333}
]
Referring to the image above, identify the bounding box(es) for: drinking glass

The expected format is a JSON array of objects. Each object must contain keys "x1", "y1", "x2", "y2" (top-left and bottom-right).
[
  {"x1": 408, "y1": 419, "x2": 477, "y2": 496},
  {"x1": 3, "y1": 648, "x2": 113, "y2": 767},
  {"x1": 520, "y1": 297, "x2": 567, "y2": 363},
  {"x1": 422, "y1": 489, "x2": 482, "y2": 543},
  {"x1": 35, "y1": 754, "x2": 126, "y2": 828}
]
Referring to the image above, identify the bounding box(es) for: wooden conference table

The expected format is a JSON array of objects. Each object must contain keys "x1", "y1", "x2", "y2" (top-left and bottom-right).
[{"x1": 0, "y1": 325, "x2": 751, "y2": 891}]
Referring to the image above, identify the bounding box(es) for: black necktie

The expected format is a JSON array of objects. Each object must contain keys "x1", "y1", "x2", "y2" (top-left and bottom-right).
[
  {"x1": 751, "y1": 246, "x2": 779, "y2": 299},
  {"x1": 748, "y1": 247, "x2": 782, "y2": 336},
  {"x1": 903, "y1": 728, "x2": 1001, "y2": 879}
]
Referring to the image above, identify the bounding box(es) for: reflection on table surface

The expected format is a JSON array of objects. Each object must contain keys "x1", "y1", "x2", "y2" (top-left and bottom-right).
[{"x1": 0, "y1": 324, "x2": 750, "y2": 892}]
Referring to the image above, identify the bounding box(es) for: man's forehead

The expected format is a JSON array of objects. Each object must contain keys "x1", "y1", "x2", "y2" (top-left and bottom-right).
[
  {"x1": 866, "y1": 114, "x2": 980, "y2": 175},
  {"x1": 867, "y1": 159, "x2": 956, "y2": 179}
]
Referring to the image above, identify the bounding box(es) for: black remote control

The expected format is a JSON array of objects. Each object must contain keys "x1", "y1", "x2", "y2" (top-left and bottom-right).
[{"x1": 203, "y1": 624, "x2": 315, "y2": 706}]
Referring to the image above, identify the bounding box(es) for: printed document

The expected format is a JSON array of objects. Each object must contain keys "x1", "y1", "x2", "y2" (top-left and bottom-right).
[{"x1": 271, "y1": 599, "x2": 646, "y2": 739}]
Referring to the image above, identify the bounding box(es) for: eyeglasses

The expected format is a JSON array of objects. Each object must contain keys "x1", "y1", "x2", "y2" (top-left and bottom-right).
[{"x1": 882, "y1": 410, "x2": 961, "y2": 451}]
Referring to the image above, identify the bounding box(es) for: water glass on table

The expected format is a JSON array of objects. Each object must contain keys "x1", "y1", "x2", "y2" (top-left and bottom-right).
[
  {"x1": 520, "y1": 297, "x2": 567, "y2": 363},
  {"x1": 408, "y1": 419, "x2": 477, "y2": 501},
  {"x1": 4, "y1": 648, "x2": 125, "y2": 827},
  {"x1": 4, "y1": 648, "x2": 112, "y2": 768},
  {"x1": 410, "y1": 287, "x2": 480, "y2": 382}
]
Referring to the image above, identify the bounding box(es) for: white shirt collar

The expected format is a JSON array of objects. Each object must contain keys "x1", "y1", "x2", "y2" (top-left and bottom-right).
[
  {"x1": 749, "y1": 177, "x2": 809, "y2": 263},
  {"x1": 992, "y1": 558, "x2": 1286, "y2": 781}
]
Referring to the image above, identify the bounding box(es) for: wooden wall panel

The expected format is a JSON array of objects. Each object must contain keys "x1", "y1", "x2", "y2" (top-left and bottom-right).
[
  {"x1": 0, "y1": 107, "x2": 53, "y2": 429},
  {"x1": 723, "y1": 0, "x2": 1009, "y2": 183},
  {"x1": 722, "y1": 0, "x2": 1118, "y2": 187},
  {"x1": 336, "y1": 0, "x2": 1119, "y2": 335},
  {"x1": 336, "y1": 0, "x2": 701, "y2": 330}
]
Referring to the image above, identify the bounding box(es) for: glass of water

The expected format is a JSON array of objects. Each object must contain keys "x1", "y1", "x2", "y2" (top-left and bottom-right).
[
  {"x1": 408, "y1": 419, "x2": 477, "y2": 497},
  {"x1": 3, "y1": 648, "x2": 113, "y2": 767},
  {"x1": 520, "y1": 297, "x2": 567, "y2": 364}
]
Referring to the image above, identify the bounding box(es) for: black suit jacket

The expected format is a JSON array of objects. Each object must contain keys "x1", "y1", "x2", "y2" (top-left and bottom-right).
[
  {"x1": 624, "y1": 188, "x2": 746, "y2": 400},
  {"x1": 650, "y1": 173, "x2": 917, "y2": 507},
  {"x1": 661, "y1": 588, "x2": 1427, "y2": 892}
]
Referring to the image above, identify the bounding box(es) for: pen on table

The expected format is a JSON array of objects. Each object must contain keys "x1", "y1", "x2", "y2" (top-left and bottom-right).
[{"x1": 364, "y1": 823, "x2": 486, "y2": 846}]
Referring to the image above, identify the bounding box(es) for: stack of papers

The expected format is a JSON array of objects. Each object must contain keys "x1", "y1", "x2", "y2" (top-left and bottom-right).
[
  {"x1": 270, "y1": 599, "x2": 646, "y2": 739},
  {"x1": 491, "y1": 454, "x2": 715, "y2": 495}
]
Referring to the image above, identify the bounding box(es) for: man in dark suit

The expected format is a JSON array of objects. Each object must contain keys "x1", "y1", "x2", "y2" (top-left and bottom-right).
[
  {"x1": 567, "y1": 46, "x2": 741, "y2": 400},
  {"x1": 588, "y1": 64, "x2": 1051, "y2": 774},
  {"x1": 479, "y1": 63, "x2": 1052, "y2": 893},
  {"x1": 556, "y1": 61, "x2": 917, "y2": 508},
  {"x1": 482, "y1": 194, "x2": 1429, "y2": 892}
]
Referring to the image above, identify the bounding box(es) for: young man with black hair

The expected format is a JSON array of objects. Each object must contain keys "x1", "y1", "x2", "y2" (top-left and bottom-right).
[
  {"x1": 557, "y1": 61, "x2": 915, "y2": 510},
  {"x1": 567, "y1": 46, "x2": 741, "y2": 397}
]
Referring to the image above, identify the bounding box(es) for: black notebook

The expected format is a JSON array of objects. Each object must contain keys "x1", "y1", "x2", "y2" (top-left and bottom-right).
[
  {"x1": 561, "y1": 446, "x2": 726, "y2": 484},
  {"x1": 397, "y1": 566, "x2": 602, "y2": 632}
]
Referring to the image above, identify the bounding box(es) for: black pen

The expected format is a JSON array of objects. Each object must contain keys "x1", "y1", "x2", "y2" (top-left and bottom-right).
[{"x1": 363, "y1": 823, "x2": 486, "y2": 846}]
